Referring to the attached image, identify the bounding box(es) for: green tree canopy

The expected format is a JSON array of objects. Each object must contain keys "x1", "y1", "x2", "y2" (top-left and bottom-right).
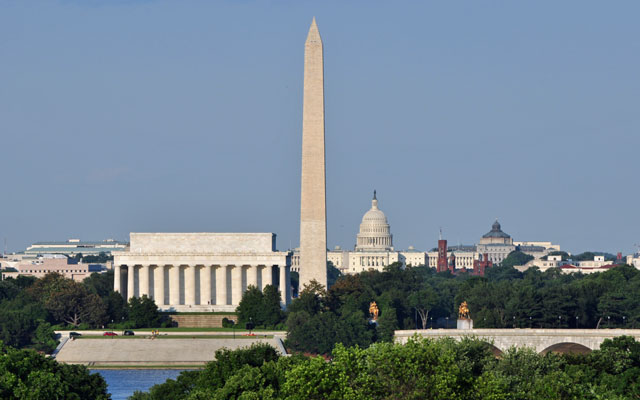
[
  {"x1": 128, "y1": 295, "x2": 162, "y2": 328},
  {"x1": 501, "y1": 251, "x2": 534, "y2": 268}
]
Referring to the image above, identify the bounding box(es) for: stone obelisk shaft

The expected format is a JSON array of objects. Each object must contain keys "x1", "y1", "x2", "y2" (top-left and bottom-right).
[{"x1": 299, "y1": 18, "x2": 327, "y2": 289}]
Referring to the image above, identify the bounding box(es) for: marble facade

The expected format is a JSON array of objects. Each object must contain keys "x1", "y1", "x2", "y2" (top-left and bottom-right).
[{"x1": 113, "y1": 233, "x2": 291, "y2": 311}]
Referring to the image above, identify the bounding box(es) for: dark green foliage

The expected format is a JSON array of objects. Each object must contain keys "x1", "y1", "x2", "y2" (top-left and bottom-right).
[
  {"x1": 375, "y1": 304, "x2": 398, "y2": 342},
  {"x1": 83, "y1": 270, "x2": 114, "y2": 298},
  {"x1": 32, "y1": 321, "x2": 58, "y2": 353},
  {"x1": 105, "y1": 291, "x2": 128, "y2": 323},
  {"x1": 133, "y1": 336, "x2": 640, "y2": 399},
  {"x1": 236, "y1": 284, "x2": 285, "y2": 328},
  {"x1": 221, "y1": 317, "x2": 235, "y2": 328},
  {"x1": 130, "y1": 370, "x2": 199, "y2": 400},
  {"x1": 0, "y1": 310, "x2": 41, "y2": 348},
  {"x1": 286, "y1": 262, "x2": 640, "y2": 354},
  {"x1": 0, "y1": 280, "x2": 21, "y2": 301},
  {"x1": 127, "y1": 295, "x2": 163, "y2": 328},
  {"x1": 0, "y1": 270, "x2": 169, "y2": 354},
  {"x1": 0, "y1": 342, "x2": 109, "y2": 400},
  {"x1": 327, "y1": 261, "x2": 341, "y2": 288},
  {"x1": 132, "y1": 343, "x2": 284, "y2": 400},
  {"x1": 290, "y1": 270, "x2": 299, "y2": 297},
  {"x1": 81, "y1": 252, "x2": 113, "y2": 264},
  {"x1": 26, "y1": 273, "x2": 108, "y2": 327},
  {"x1": 500, "y1": 250, "x2": 534, "y2": 268}
]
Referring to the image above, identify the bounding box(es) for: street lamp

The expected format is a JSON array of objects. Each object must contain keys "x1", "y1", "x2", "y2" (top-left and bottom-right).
[
  {"x1": 430, "y1": 316, "x2": 433, "y2": 329},
  {"x1": 558, "y1": 315, "x2": 561, "y2": 329},
  {"x1": 575, "y1": 316, "x2": 578, "y2": 329},
  {"x1": 513, "y1": 316, "x2": 516, "y2": 328},
  {"x1": 608, "y1": 315, "x2": 611, "y2": 328},
  {"x1": 446, "y1": 316, "x2": 449, "y2": 329},
  {"x1": 529, "y1": 316, "x2": 532, "y2": 329},
  {"x1": 623, "y1": 316, "x2": 627, "y2": 327}
]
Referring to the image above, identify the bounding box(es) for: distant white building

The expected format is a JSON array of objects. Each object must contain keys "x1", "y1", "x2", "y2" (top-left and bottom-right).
[
  {"x1": 626, "y1": 254, "x2": 640, "y2": 269},
  {"x1": 515, "y1": 254, "x2": 618, "y2": 274},
  {"x1": 514, "y1": 241, "x2": 561, "y2": 252},
  {"x1": 24, "y1": 239, "x2": 127, "y2": 258},
  {"x1": 292, "y1": 193, "x2": 428, "y2": 276},
  {"x1": 291, "y1": 202, "x2": 562, "y2": 277},
  {"x1": 476, "y1": 220, "x2": 516, "y2": 264}
]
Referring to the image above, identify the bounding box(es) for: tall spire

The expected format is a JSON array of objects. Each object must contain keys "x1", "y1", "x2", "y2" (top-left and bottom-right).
[
  {"x1": 373, "y1": 190, "x2": 377, "y2": 200},
  {"x1": 299, "y1": 17, "x2": 327, "y2": 290},
  {"x1": 306, "y1": 17, "x2": 322, "y2": 43}
]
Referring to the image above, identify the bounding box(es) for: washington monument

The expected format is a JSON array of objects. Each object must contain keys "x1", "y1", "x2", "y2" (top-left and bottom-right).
[{"x1": 299, "y1": 18, "x2": 328, "y2": 289}]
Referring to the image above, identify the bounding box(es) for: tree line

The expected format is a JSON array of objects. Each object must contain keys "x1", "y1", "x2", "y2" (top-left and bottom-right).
[
  {"x1": 0, "y1": 342, "x2": 109, "y2": 400},
  {"x1": 236, "y1": 262, "x2": 640, "y2": 355},
  {"x1": 0, "y1": 271, "x2": 166, "y2": 353},
  {"x1": 130, "y1": 336, "x2": 640, "y2": 399}
]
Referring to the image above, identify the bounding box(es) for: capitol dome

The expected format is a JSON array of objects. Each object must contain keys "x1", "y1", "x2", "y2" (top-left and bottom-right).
[{"x1": 355, "y1": 191, "x2": 393, "y2": 251}]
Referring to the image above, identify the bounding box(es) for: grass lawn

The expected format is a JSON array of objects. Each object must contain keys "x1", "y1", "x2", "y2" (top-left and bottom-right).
[
  {"x1": 90, "y1": 365, "x2": 204, "y2": 370},
  {"x1": 58, "y1": 327, "x2": 282, "y2": 332},
  {"x1": 131, "y1": 327, "x2": 279, "y2": 332},
  {"x1": 161, "y1": 311, "x2": 237, "y2": 316},
  {"x1": 75, "y1": 334, "x2": 274, "y2": 339}
]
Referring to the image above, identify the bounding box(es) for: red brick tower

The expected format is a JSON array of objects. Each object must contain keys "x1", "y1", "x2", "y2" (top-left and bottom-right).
[{"x1": 437, "y1": 239, "x2": 448, "y2": 273}]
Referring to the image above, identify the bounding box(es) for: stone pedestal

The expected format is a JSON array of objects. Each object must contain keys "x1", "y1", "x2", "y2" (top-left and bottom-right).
[{"x1": 457, "y1": 318, "x2": 473, "y2": 330}]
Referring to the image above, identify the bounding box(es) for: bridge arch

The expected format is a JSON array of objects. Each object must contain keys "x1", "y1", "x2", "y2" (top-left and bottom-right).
[
  {"x1": 481, "y1": 342, "x2": 504, "y2": 357},
  {"x1": 539, "y1": 342, "x2": 592, "y2": 355}
]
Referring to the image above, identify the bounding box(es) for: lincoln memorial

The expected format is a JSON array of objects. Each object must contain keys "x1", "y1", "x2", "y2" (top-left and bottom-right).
[{"x1": 113, "y1": 232, "x2": 292, "y2": 311}]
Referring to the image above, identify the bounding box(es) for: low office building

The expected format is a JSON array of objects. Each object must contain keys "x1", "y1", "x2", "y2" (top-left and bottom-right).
[
  {"x1": 0, "y1": 255, "x2": 100, "y2": 281},
  {"x1": 24, "y1": 239, "x2": 127, "y2": 258},
  {"x1": 515, "y1": 255, "x2": 617, "y2": 274}
]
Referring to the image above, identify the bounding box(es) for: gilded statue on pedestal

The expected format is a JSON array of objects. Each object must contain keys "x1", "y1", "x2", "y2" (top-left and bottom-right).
[
  {"x1": 369, "y1": 301, "x2": 380, "y2": 321},
  {"x1": 458, "y1": 301, "x2": 470, "y2": 319}
]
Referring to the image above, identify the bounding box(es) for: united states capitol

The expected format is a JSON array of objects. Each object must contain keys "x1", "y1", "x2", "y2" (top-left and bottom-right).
[{"x1": 291, "y1": 191, "x2": 561, "y2": 275}]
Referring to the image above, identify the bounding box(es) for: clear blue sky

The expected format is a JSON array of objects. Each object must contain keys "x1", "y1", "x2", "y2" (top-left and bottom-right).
[{"x1": 1, "y1": 1, "x2": 638, "y2": 255}]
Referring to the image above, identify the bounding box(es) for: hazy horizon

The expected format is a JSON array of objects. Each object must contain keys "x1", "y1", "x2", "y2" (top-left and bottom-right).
[{"x1": 1, "y1": 1, "x2": 639, "y2": 255}]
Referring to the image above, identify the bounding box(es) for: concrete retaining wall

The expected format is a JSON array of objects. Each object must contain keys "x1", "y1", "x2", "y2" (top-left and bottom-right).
[
  {"x1": 56, "y1": 337, "x2": 283, "y2": 366},
  {"x1": 168, "y1": 314, "x2": 237, "y2": 328}
]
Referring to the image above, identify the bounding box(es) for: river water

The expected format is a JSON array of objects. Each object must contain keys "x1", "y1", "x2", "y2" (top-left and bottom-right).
[{"x1": 92, "y1": 369, "x2": 191, "y2": 400}]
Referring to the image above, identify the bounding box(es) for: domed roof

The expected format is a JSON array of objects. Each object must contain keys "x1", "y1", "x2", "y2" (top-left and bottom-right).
[
  {"x1": 355, "y1": 191, "x2": 393, "y2": 251},
  {"x1": 482, "y1": 219, "x2": 511, "y2": 239},
  {"x1": 361, "y1": 190, "x2": 388, "y2": 224}
]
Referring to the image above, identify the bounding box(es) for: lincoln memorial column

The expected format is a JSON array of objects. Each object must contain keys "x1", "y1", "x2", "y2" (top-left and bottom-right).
[
  {"x1": 257, "y1": 265, "x2": 265, "y2": 291},
  {"x1": 247, "y1": 265, "x2": 259, "y2": 290},
  {"x1": 185, "y1": 265, "x2": 197, "y2": 305},
  {"x1": 153, "y1": 265, "x2": 165, "y2": 306},
  {"x1": 140, "y1": 265, "x2": 150, "y2": 297},
  {"x1": 169, "y1": 265, "x2": 180, "y2": 305},
  {"x1": 200, "y1": 265, "x2": 212, "y2": 305},
  {"x1": 231, "y1": 265, "x2": 243, "y2": 305},
  {"x1": 261, "y1": 266, "x2": 272, "y2": 291},
  {"x1": 215, "y1": 265, "x2": 227, "y2": 305},
  {"x1": 114, "y1": 265, "x2": 121, "y2": 293},
  {"x1": 127, "y1": 265, "x2": 136, "y2": 300}
]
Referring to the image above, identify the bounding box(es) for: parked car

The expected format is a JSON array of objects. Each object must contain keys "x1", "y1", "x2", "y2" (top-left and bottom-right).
[
  {"x1": 103, "y1": 331, "x2": 118, "y2": 336},
  {"x1": 123, "y1": 330, "x2": 135, "y2": 336},
  {"x1": 69, "y1": 332, "x2": 82, "y2": 338}
]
